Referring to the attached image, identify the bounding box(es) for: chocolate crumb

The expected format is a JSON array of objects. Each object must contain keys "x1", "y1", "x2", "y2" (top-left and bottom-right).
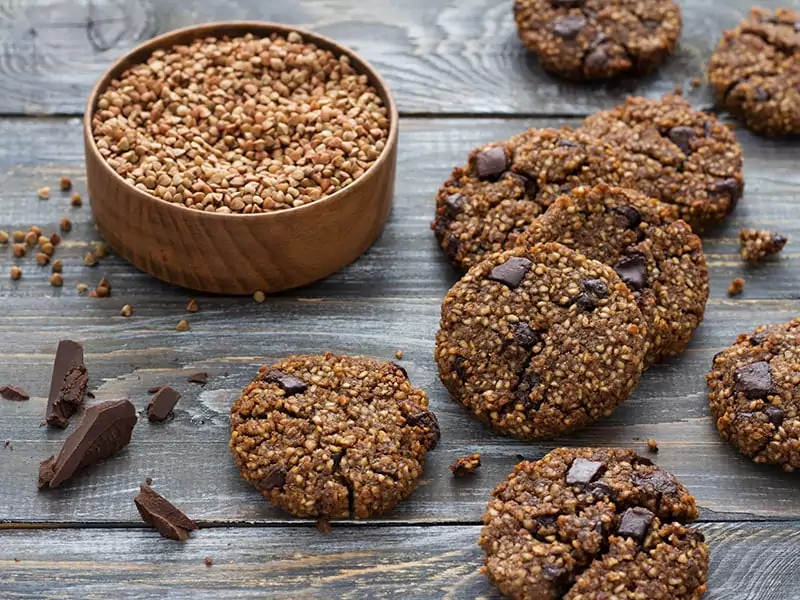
[
  {"x1": 147, "y1": 386, "x2": 180, "y2": 422},
  {"x1": 647, "y1": 439, "x2": 659, "y2": 453},
  {"x1": 147, "y1": 386, "x2": 163, "y2": 394},
  {"x1": 0, "y1": 385, "x2": 30, "y2": 401},
  {"x1": 187, "y1": 372, "x2": 208, "y2": 386},
  {"x1": 46, "y1": 340, "x2": 89, "y2": 428},
  {"x1": 450, "y1": 453, "x2": 482, "y2": 477},
  {"x1": 728, "y1": 277, "x2": 745, "y2": 297},
  {"x1": 86, "y1": 391, "x2": 96, "y2": 399},
  {"x1": 134, "y1": 484, "x2": 198, "y2": 541}
]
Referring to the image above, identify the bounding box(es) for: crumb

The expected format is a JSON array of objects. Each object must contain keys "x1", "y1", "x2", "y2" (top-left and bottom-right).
[
  {"x1": 728, "y1": 277, "x2": 745, "y2": 297},
  {"x1": 120, "y1": 304, "x2": 133, "y2": 317},
  {"x1": 12, "y1": 231, "x2": 24, "y2": 243},
  {"x1": 316, "y1": 517, "x2": 332, "y2": 536},
  {"x1": 38, "y1": 186, "x2": 50, "y2": 200},
  {"x1": 0, "y1": 231, "x2": 8, "y2": 244},
  {"x1": 30, "y1": 226, "x2": 42, "y2": 236},
  {"x1": 647, "y1": 439, "x2": 659, "y2": 453},
  {"x1": 49, "y1": 273, "x2": 64, "y2": 287},
  {"x1": 395, "y1": 350, "x2": 404, "y2": 360},
  {"x1": 253, "y1": 290, "x2": 266, "y2": 303},
  {"x1": 36, "y1": 253, "x2": 50, "y2": 266},
  {"x1": 50, "y1": 233, "x2": 61, "y2": 246},
  {"x1": 25, "y1": 231, "x2": 39, "y2": 246},
  {"x1": 85, "y1": 252, "x2": 98, "y2": 267},
  {"x1": 12, "y1": 244, "x2": 26, "y2": 258},
  {"x1": 176, "y1": 319, "x2": 190, "y2": 332},
  {"x1": 690, "y1": 77, "x2": 701, "y2": 88},
  {"x1": 10, "y1": 266, "x2": 22, "y2": 281},
  {"x1": 186, "y1": 299, "x2": 199, "y2": 313},
  {"x1": 86, "y1": 391, "x2": 96, "y2": 399},
  {"x1": 59, "y1": 218, "x2": 72, "y2": 233},
  {"x1": 39, "y1": 421, "x2": 46, "y2": 427},
  {"x1": 76, "y1": 283, "x2": 89, "y2": 294},
  {"x1": 51, "y1": 260, "x2": 63, "y2": 274},
  {"x1": 145, "y1": 476, "x2": 153, "y2": 485},
  {"x1": 673, "y1": 83, "x2": 683, "y2": 95},
  {"x1": 204, "y1": 556, "x2": 213, "y2": 567},
  {"x1": 93, "y1": 241, "x2": 109, "y2": 258},
  {"x1": 60, "y1": 176, "x2": 72, "y2": 191},
  {"x1": 40, "y1": 241, "x2": 54, "y2": 256},
  {"x1": 739, "y1": 229, "x2": 788, "y2": 264},
  {"x1": 71, "y1": 193, "x2": 83, "y2": 207},
  {"x1": 3, "y1": 441, "x2": 9, "y2": 448},
  {"x1": 450, "y1": 453, "x2": 482, "y2": 477}
]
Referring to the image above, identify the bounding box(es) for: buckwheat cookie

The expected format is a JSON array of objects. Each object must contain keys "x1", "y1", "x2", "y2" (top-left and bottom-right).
[
  {"x1": 513, "y1": 0, "x2": 682, "y2": 80},
  {"x1": 707, "y1": 318, "x2": 800, "y2": 471},
  {"x1": 229, "y1": 354, "x2": 440, "y2": 519},
  {"x1": 480, "y1": 448, "x2": 709, "y2": 600},
  {"x1": 435, "y1": 243, "x2": 647, "y2": 440},
  {"x1": 581, "y1": 94, "x2": 745, "y2": 230},
  {"x1": 708, "y1": 8, "x2": 800, "y2": 136},
  {"x1": 521, "y1": 185, "x2": 709, "y2": 366}
]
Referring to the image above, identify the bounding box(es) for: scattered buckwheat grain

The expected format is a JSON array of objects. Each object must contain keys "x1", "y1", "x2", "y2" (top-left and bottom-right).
[
  {"x1": 176, "y1": 319, "x2": 190, "y2": 332},
  {"x1": 49, "y1": 273, "x2": 64, "y2": 287},
  {"x1": 40, "y1": 242, "x2": 54, "y2": 256},
  {"x1": 120, "y1": 304, "x2": 133, "y2": 317},
  {"x1": 186, "y1": 299, "x2": 199, "y2": 313},
  {"x1": 59, "y1": 218, "x2": 72, "y2": 233},
  {"x1": 60, "y1": 176, "x2": 73, "y2": 191},
  {"x1": 12, "y1": 231, "x2": 24, "y2": 243},
  {"x1": 647, "y1": 439, "x2": 659, "y2": 453},
  {"x1": 93, "y1": 241, "x2": 109, "y2": 258},
  {"x1": 85, "y1": 252, "x2": 98, "y2": 267},
  {"x1": 76, "y1": 283, "x2": 89, "y2": 294},
  {"x1": 253, "y1": 290, "x2": 266, "y2": 303},
  {"x1": 71, "y1": 193, "x2": 83, "y2": 207},
  {"x1": 36, "y1": 253, "x2": 50, "y2": 266},
  {"x1": 37, "y1": 187, "x2": 50, "y2": 200},
  {"x1": 728, "y1": 277, "x2": 745, "y2": 297},
  {"x1": 51, "y1": 260, "x2": 63, "y2": 273},
  {"x1": 0, "y1": 231, "x2": 8, "y2": 244},
  {"x1": 30, "y1": 226, "x2": 42, "y2": 236},
  {"x1": 10, "y1": 267, "x2": 21, "y2": 281},
  {"x1": 12, "y1": 244, "x2": 25, "y2": 258},
  {"x1": 24, "y1": 231, "x2": 38, "y2": 246},
  {"x1": 395, "y1": 350, "x2": 404, "y2": 360},
  {"x1": 50, "y1": 233, "x2": 61, "y2": 246}
]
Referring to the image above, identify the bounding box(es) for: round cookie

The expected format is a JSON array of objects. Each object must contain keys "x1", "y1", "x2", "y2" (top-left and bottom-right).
[
  {"x1": 581, "y1": 94, "x2": 745, "y2": 230},
  {"x1": 707, "y1": 318, "x2": 800, "y2": 471},
  {"x1": 229, "y1": 354, "x2": 440, "y2": 519},
  {"x1": 521, "y1": 185, "x2": 709, "y2": 366},
  {"x1": 708, "y1": 8, "x2": 800, "y2": 136},
  {"x1": 435, "y1": 242, "x2": 647, "y2": 440},
  {"x1": 479, "y1": 448, "x2": 708, "y2": 600},
  {"x1": 513, "y1": 0, "x2": 682, "y2": 80}
]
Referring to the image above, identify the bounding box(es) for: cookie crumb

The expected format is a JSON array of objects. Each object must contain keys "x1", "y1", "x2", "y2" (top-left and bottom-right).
[
  {"x1": 120, "y1": 304, "x2": 133, "y2": 318},
  {"x1": 647, "y1": 439, "x2": 659, "y2": 453},
  {"x1": 10, "y1": 266, "x2": 22, "y2": 281},
  {"x1": 36, "y1": 253, "x2": 50, "y2": 266},
  {"x1": 204, "y1": 556, "x2": 213, "y2": 567},
  {"x1": 253, "y1": 290, "x2": 266, "y2": 303},
  {"x1": 59, "y1": 218, "x2": 73, "y2": 233},
  {"x1": 187, "y1": 372, "x2": 208, "y2": 385},
  {"x1": 176, "y1": 319, "x2": 190, "y2": 332},
  {"x1": 690, "y1": 76, "x2": 701, "y2": 88},
  {"x1": 673, "y1": 83, "x2": 683, "y2": 95},
  {"x1": 395, "y1": 350, "x2": 404, "y2": 360},
  {"x1": 728, "y1": 277, "x2": 745, "y2": 297},
  {"x1": 739, "y1": 229, "x2": 788, "y2": 264},
  {"x1": 12, "y1": 244, "x2": 26, "y2": 258},
  {"x1": 147, "y1": 386, "x2": 163, "y2": 394},
  {"x1": 186, "y1": 299, "x2": 199, "y2": 313},
  {"x1": 85, "y1": 252, "x2": 98, "y2": 267},
  {"x1": 76, "y1": 283, "x2": 89, "y2": 294},
  {"x1": 316, "y1": 517, "x2": 332, "y2": 536},
  {"x1": 0, "y1": 231, "x2": 8, "y2": 244},
  {"x1": 145, "y1": 477, "x2": 153, "y2": 485},
  {"x1": 49, "y1": 273, "x2": 64, "y2": 288},
  {"x1": 51, "y1": 260, "x2": 63, "y2": 274},
  {"x1": 60, "y1": 176, "x2": 72, "y2": 191},
  {"x1": 37, "y1": 186, "x2": 50, "y2": 200},
  {"x1": 71, "y1": 193, "x2": 83, "y2": 207},
  {"x1": 450, "y1": 453, "x2": 482, "y2": 477}
]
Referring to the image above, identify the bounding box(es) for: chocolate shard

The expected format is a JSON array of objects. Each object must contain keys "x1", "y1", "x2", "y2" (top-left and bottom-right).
[
  {"x1": 46, "y1": 340, "x2": 89, "y2": 428},
  {"x1": 147, "y1": 386, "x2": 181, "y2": 422},
  {"x1": 613, "y1": 253, "x2": 647, "y2": 291},
  {"x1": 38, "y1": 399, "x2": 137, "y2": 490},
  {"x1": 475, "y1": 147, "x2": 508, "y2": 180},
  {"x1": 0, "y1": 385, "x2": 30, "y2": 401},
  {"x1": 512, "y1": 323, "x2": 540, "y2": 349},
  {"x1": 617, "y1": 507, "x2": 655, "y2": 544},
  {"x1": 406, "y1": 410, "x2": 441, "y2": 450},
  {"x1": 134, "y1": 484, "x2": 198, "y2": 541},
  {"x1": 257, "y1": 465, "x2": 287, "y2": 491},
  {"x1": 487, "y1": 257, "x2": 533, "y2": 289},
  {"x1": 262, "y1": 369, "x2": 308, "y2": 396},
  {"x1": 186, "y1": 372, "x2": 208, "y2": 386},
  {"x1": 666, "y1": 126, "x2": 696, "y2": 154},
  {"x1": 566, "y1": 458, "x2": 606, "y2": 485},
  {"x1": 734, "y1": 361, "x2": 774, "y2": 399},
  {"x1": 147, "y1": 386, "x2": 163, "y2": 394}
]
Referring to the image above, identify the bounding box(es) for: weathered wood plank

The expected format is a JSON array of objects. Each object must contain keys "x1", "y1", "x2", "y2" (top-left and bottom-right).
[
  {"x1": 2, "y1": 0, "x2": 800, "y2": 116},
  {"x1": 0, "y1": 523, "x2": 798, "y2": 599}
]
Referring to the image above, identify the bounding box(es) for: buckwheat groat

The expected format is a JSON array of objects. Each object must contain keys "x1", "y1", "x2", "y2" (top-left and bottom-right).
[
  {"x1": 707, "y1": 318, "x2": 800, "y2": 471},
  {"x1": 708, "y1": 8, "x2": 800, "y2": 136},
  {"x1": 480, "y1": 448, "x2": 708, "y2": 600},
  {"x1": 513, "y1": 0, "x2": 681, "y2": 80},
  {"x1": 435, "y1": 243, "x2": 646, "y2": 440},
  {"x1": 521, "y1": 185, "x2": 708, "y2": 366},
  {"x1": 581, "y1": 94, "x2": 745, "y2": 230},
  {"x1": 229, "y1": 354, "x2": 439, "y2": 519},
  {"x1": 739, "y1": 228, "x2": 788, "y2": 264}
]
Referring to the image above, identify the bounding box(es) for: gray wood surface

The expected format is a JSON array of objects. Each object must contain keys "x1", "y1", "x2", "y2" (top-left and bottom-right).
[{"x1": 1, "y1": 0, "x2": 800, "y2": 117}]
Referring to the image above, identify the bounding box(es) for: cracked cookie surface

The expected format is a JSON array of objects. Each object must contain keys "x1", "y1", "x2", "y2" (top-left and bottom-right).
[
  {"x1": 513, "y1": 0, "x2": 681, "y2": 80},
  {"x1": 229, "y1": 354, "x2": 440, "y2": 519},
  {"x1": 521, "y1": 185, "x2": 709, "y2": 366},
  {"x1": 480, "y1": 447, "x2": 708, "y2": 600},
  {"x1": 707, "y1": 318, "x2": 800, "y2": 471},
  {"x1": 435, "y1": 243, "x2": 646, "y2": 440},
  {"x1": 708, "y1": 8, "x2": 800, "y2": 136}
]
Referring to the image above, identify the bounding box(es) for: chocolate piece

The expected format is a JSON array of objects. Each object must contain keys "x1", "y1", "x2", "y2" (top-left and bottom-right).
[
  {"x1": 147, "y1": 386, "x2": 181, "y2": 422},
  {"x1": 445, "y1": 193, "x2": 465, "y2": 216},
  {"x1": 406, "y1": 410, "x2": 441, "y2": 450},
  {"x1": 553, "y1": 15, "x2": 586, "y2": 38},
  {"x1": 666, "y1": 126, "x2": 696, "y2": 154},
  {"x1": 487, "y1": 257, "x2": 532, "y2": 288},
  {"x1": 613, "y1": 254, "x2": 647, "y2": 291},
  {"x1": 512, "y1": 323, "x2": 540, "y2": 348},
  {"x1": 147, "y1": 386, "x2": 163, "y2": 394},
  {"x1": 450, "y1": 452, "x2": 482, "y2": 477},
  {"x1": 617, "y1": 507, "x2": 655, "y2": 543},
  {"x1": 582, "y1": 278, "x2": 609, "y2": 299},
  {"x1": 765, "y1": 406, "x2": 784, "y2": 427},
  {"x1": 262, "y1": 369, "x2": 308, "y2": 396},
  {"x1": 475, "y1": 147, "x2": 508, "y2": 180},
  {"x1": 46, "y1": 340, "x2": 89, "y2": 428},
  {"x1": 551, "y1": 0, "x2": 584, "y2": 6},
  {"x1": 186, "y1": 372, "x2": 208, "y2": 385},
  {"x1": 0, "y1": 385, "x2": 30, "y2": 401},
  {"x1": 709, "y1": 178, "x2": 742, "y2": 205},
  {"x1": 134, "y1": 484, "x2": 198, "y2": 541},
  {"x1": 566, "y1": 458, "x2": 605, "y2": 485},
  {"x1": 38, "y1": 400, "x2": 137, "y2": 489},
  {"x1": 257, "y1": 465, "x2": 287, "y2": 491},
  {"x1": 612, "y1": 205, "x2": 642, "y2": 229},
  {"x1": 584, "y1": 46, "x2": 609, "y2": 73},
  {"x1": 453, "y1": 356, "x2": 468, "y2": 380},
  {"x1": 734, "y1": 361, "x2": 773, "y2": 399}
]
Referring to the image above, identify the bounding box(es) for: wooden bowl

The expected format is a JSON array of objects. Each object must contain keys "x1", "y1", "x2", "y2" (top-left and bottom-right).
[{"x1": 83, "y1": 22, "x2": 398, "y2": 295}]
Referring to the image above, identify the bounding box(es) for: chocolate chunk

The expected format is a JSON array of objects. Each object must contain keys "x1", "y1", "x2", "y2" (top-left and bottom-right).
[
  {"x1": 262, "y1": 369, "x2": 308, "y2": 396},
  {"x1": 475, "y1": 147, "x2": 507, "y2": 180},
  {"x1": 553, "y1": 15, "x2": 587, "y2": 38},
  {"x1": 551, "y1": 0, "x2": 584, "y2": 6},
  {"x1": 487, "y1": 257, "x2": 532, "y2": 288},
  {"x1": 772, "y1": 233, "x2": 788, "y2": 249},
  {"x1": 406, "y1": 410, "x2": 441, "y2": 450},
  {"x1": 667, "y1": 126, "x2": 696, "y2": 154},
  {"x1": 516, "y1": 372, "x2": 542, "y2": 408},
  {"x1": 584, "y1": 45, "x2": 609, "y2": 73},
  {"x1": 505, "y1": 171, "x2": 538, "y2": 197},
  {"x1": 566, "y1": 458, "x2": 605, "y2": 485},
  {"x1": 38, "y1": 400, "x2": 137, "y2": 490},
  {"x1": 391, "y1": 362, "x2": 408, "y2": 379},
  {"x1": 734, "y1": 361, "x2": 773, "y2": 399},
  {"x1": 709, "y1": 178, "x2": 742, "y2": 208},
  {"x1": 0, "y1": 385, "x2": 30, "y2": 401},
  {"x1": 612, "y1": 205, "x2": 642, "y2": 229},
  {"x1": 617, "y1": 507, "x2": 655, "y2": 543},
  {"x1": 46, "y1": 340, "x2": 89, "y2": 428},
  {"x1": 453, "y1": 355, "x2": 468, "y2": 380},
  {"x1": 134, "y1": 484, "x2": 198, "y2": 541},
  {"x1": 557, "y1": 139, "x2": 581, "y2": 148},
  {"x1": 147, "y1": 386, "x2": 163, "y2": 394},
  {"x1": 613, "y1": 253, "x2": 647, "y2": 291},
  {"x1": 445, "y1": 193, "x2": 465, "y2": 216},
  {"x1": 583, "y1": 278, "x2": 609, "y2": 299},
  {"x1": 512, "y1": 323, "x2": 541, "y2": 349},
  {"x1": 147, "y1": 386, "x2": 181, "y2": 422},
  {"x1": 186, "y1": 372, "x2": 208, "y2": 385},
  {"x1": 256, "y1": 465, "x2": 287, "y2": 491},
  {"x1": 750, "y1": 332, "x2": 769, "y2": 346},
  {"x1": 634, "y1": 469, "x2": 678, "y2": 495},
  {"x1": 589, "y1": 481, "x2": 615, "y2": 500},
  {"x1": 765, "y1": 406, "x2": 784, "y2": 427}
]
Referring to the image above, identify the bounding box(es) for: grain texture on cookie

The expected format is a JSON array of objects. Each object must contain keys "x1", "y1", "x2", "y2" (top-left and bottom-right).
[
  {"x1": 229, "y1": 354, "x2": 439, "y2": 519},
  {"x1": 581, "y1": 94, "x2": 745, "y2": 230},
  {"x1": 522, "y1": 185, "x2": 708, "y2": 366},
  {"x1": 513, "y1": 0, "x2": 682, "y2": 81},
  {"x1": 435, "y1": 243, "x2": 647, "y2": 440},
  {"x1": 707, "y1": 318, "x2": 800, "y2": 471},
  {"x1": 479, "y1": 447, "x2": 708, "y2": 600},
  {"x1": 708, "y1": 8, "x2": 800, "y2": 136}
]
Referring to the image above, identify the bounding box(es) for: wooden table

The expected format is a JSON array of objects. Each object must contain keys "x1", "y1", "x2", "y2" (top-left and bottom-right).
[{"x1": 1, "y1": 1, "x2": 799, "y2": 597}]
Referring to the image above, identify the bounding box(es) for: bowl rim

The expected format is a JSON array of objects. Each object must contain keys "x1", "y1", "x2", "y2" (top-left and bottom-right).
[{"x1": 83, "y1": 20, "x2": 399, "y2": 221}]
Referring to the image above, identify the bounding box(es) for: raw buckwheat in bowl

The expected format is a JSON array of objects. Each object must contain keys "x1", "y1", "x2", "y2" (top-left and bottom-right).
[{"x1": 84, "y1": 22, "x2": 398, "y2": 294}]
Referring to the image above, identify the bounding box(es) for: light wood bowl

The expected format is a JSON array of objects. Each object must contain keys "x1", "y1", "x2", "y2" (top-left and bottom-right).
[{"x1": 84, "y1": 22, "x2": 398, "y2": 295}]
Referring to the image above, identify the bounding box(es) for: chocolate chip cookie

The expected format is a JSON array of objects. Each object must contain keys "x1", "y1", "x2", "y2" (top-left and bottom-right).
[
  {"x1": 708, "y1": 8, "x2": 800, "y2": 136},
  {"x1": 230, "y1": 354, "x2": 440, "y2": 519},
  {"x1": 480, "y1": 447, "x2": 708, "y2": 600},
  {"x1": 521, "y1": 185, "x2": 709, "y2": 366},
  {"x1": 707, "y1": 318, "x2": 800, "y2": 471},
  {"x1": 581, "y1": 94, "x2": 745, "y2": 230},
  {"x1": 513, "y1": 0, "x2": 682, "y2": 80},
  {"x1": 435, "y1": 243, "x2": 647, "y2": 440}
]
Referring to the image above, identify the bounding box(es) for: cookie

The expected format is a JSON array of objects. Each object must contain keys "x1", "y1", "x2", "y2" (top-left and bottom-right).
[
  {"x1": 708, "y1": 8, "x2": 800, "y2": 136},
  {"x1": 479, "y1": 448, "x2": 708, "y2": 600},
  {"x1": 739, "y1": 228, "x2": 788, "y2": 264},
  {"x1": 435, "y1": 242, "x2": 647, "y2": 440},
  {"x1": 513, "y1": 0, "x2": 682, "y2": 81},
  {"x1": 581, "y1": 94, "x2": 745, "y2": 230},
  {"x1": 707, "y1": 318, "x2": 800, "y2": 471},
  {"x1": 521, "y1": 185, "x2": 709, "y2": 366},
  {"x1": 229, "y1": 354, "x2": 440, "y2": 519}
]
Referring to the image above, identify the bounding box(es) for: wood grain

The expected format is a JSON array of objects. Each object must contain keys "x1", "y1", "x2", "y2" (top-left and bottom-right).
[
  {"x1": 2, "y1": 0, "x2": 800, "y2": 116},
  {"x1": 0, "y1": 523, "x2": 798, "y2": 599}
]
